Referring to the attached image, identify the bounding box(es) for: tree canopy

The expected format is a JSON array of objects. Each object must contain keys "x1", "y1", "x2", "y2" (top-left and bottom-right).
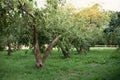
[{"x1": 0, "y1": 0, "x2": 119, "y2": 67}]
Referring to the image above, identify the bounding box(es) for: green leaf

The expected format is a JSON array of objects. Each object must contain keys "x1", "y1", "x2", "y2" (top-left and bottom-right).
[{"x1": 1, "y1": 2, "x2": 6, "y2": 8}]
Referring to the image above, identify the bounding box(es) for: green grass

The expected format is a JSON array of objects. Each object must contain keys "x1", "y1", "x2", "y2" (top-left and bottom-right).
[{"x1": 0, "y1": 48, "x2": 120, "y2": 80}]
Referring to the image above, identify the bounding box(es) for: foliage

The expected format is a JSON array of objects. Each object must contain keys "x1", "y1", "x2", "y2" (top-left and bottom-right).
[
  {"x1": 0, "y1": 0, "x2": 34, "y2": 50},
  {"x1": 34, "y1": 2, "x2": 73, "y2": 55},
  {"x1": 0, "y1": 0, "x2": 120, "y2": 68},
  {"x1": 63, "y1": 3, "x2": 110, "y2": 54},
  {"x1": 104, "y1": 11, "x2": 120, "y2": 47}
]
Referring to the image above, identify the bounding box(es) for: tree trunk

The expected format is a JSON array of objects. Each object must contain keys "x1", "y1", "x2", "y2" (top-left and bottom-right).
[
  {"x1": 76, "y1": 46, "x2": 82, "y2": 54},
  {"x1": 33, "y1": 24, "x2": 61, "y2": 68},
  {"x1": 7, "y1": 42, "x2": 11, "y2": 56},
  {"x1": 76, "y1": 47, "x2": 80, "y2": 54},
  {"x1": 60, "y1": 46, "x2": 70, "y2": 58},
  {"x1": 118, "y1": 44, "x2": 120, "y2": 49},
  {"x1": 33, "y1": 24, "x2": 43, "y2": 68},
  {"x1": 79, "y1": 46, "x2": 83, "y2": 54},
  {"x1": 18, "y1": 1, "x2": 61, "y2": 68},
  {"x1": 87, "y1": 47, "x2": 90, "y2": 51}
]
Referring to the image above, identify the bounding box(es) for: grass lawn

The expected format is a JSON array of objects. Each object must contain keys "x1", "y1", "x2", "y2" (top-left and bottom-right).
[{"x1": 0, "y1": 48, "x2": 120, "y2": 80}]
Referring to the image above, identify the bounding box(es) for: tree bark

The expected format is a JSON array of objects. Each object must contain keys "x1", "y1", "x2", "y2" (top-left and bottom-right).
[
  {"x1": 33, "y1": 24, "x2": 43, "y2": 68},
  {"x1": 18, "y1": 1, "x2": 61, "y2": 68},
  {"x1": 7, "y1": 42, "x2": 11, "y2": 56},
  {"x1": 60, "y1": 45, "x2": 70, "y2": 58},
  {"x1": 79, "y1": 46, "x2": 83, "y2": 54},
  {"x1": 42, "y1": 35, "x2": 61, "y2": 63},
  {"x1": 76, "y1": 46, "x2": 82, "y2": 54},
  {"x1": 33, "y1": 24, "x2": 61, "y2": 68},
  {"x1": 76, "y1": 47, "x2": 80, "y2": 54}
]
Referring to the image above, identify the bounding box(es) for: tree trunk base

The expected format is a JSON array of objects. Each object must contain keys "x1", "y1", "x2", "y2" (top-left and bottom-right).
[
  {"x1": 36, "y1": 63, "x2": 43, "y2": 68},
  {"x1": 7, "y1": 42, "x2": 11, "y2": 56}
]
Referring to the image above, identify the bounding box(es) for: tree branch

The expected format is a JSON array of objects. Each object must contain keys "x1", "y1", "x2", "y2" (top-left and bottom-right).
[
  {"x1": 42, "y1": 35, "x2": 61, "y2": 63},
  {"x1": 18, "y1": 0, "x2": 35, "y2": 19}
]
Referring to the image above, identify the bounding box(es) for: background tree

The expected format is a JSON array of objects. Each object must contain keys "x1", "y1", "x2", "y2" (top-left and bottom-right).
[
  {"x1": 104, "y1": 11, "x2": 120, "y2": 48},
  {"x1": 0, "y1": 0, "x2": 62, "y2": 67},
  {"x1": 65, "y1": 4, "x2": 110, "y2": 54}
]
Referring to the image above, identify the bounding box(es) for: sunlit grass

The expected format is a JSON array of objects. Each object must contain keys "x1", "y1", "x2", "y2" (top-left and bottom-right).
[{"x1": 0, "y1": 48, "x2": 120, "y2": 80}]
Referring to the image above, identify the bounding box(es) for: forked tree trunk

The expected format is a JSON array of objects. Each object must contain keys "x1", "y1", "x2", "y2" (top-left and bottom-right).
[
  {"x1": 7, "y1": 42, "x2": 11, "y2": 56},
  {"x1": 33, "y1": 24, "x2": 61, "y2": 68},
  {"x1": 18, "y1": 1, "x2": 61, "y2": 68}
]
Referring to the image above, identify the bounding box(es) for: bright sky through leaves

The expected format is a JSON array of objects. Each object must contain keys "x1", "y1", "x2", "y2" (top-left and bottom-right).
[
  {"x1": 34, "y1": 0, "x2": 120, "y2": 11},
  {"x1": 66, "y1": 0, "x2": 120, "y2": 11}
]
